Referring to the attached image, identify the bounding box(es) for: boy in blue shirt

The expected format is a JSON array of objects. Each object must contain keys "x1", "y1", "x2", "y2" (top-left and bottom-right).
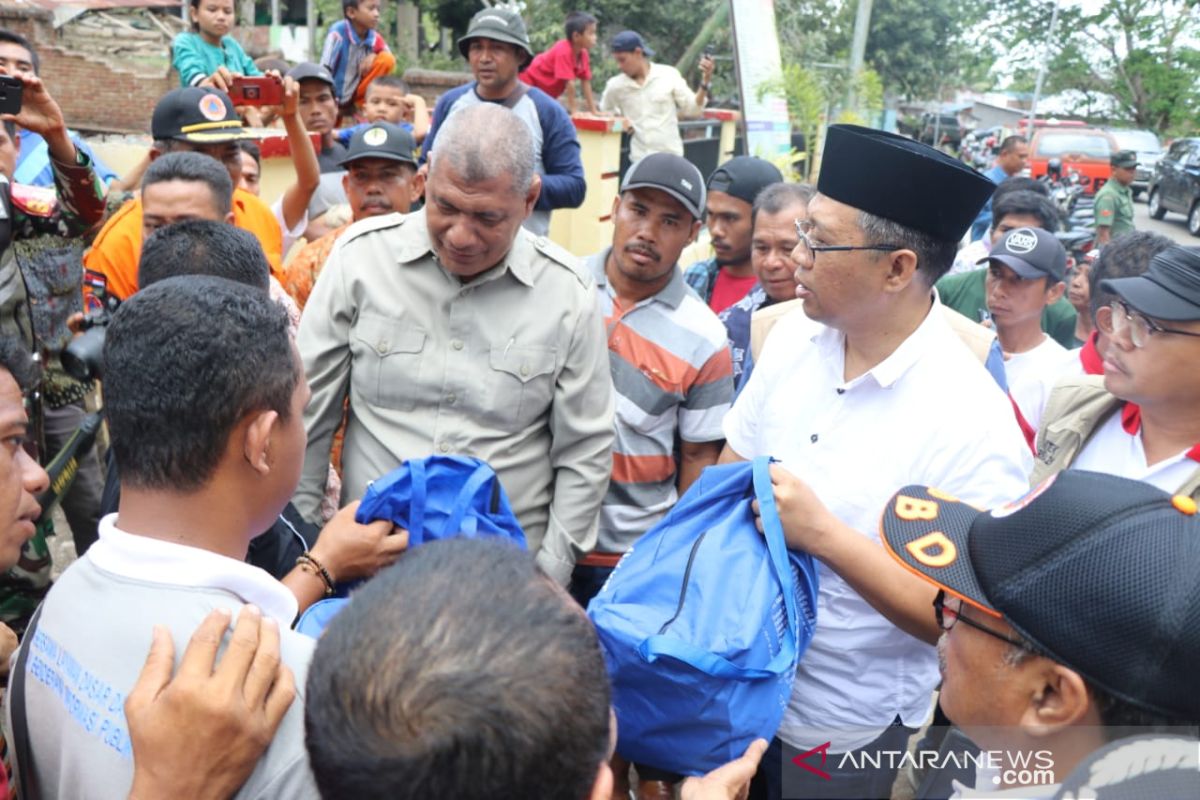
[{"x1": 320, "y1": 0, "x2": 396, "y2": 120}]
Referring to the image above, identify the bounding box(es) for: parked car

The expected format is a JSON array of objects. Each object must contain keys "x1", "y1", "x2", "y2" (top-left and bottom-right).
[
  {"x1": 917, "y1": 113, "x2": 964, "y2": 147},
  {"x1": 1028, "y1": 127, "x2": 1117, "y2": 195},
  {"x1": 1147, "y1": 137, "x2": 1200, "y2": 236},
  {"x1": 1108, "y1": 128, "x2": 1164, "y2": 200}
]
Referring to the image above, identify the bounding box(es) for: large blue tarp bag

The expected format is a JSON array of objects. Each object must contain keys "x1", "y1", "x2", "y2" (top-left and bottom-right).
[
  {"x1": 355, "y1": 455, "x2": 527, "y2": 549},
  {"x1": 587, "y1": 457, "x2": 819, "y2": 776}
]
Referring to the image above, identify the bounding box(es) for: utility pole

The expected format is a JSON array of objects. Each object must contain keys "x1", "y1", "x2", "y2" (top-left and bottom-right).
[
  {"x1": 845, "y1": 0, "x2": 874, "y2": 111},
  {"x1": 1027, "y1": 0, "x2": 1062, "y2": 131}
]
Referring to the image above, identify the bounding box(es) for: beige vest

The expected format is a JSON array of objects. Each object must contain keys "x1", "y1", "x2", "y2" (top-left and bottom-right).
[{"x1": 1031, "y1": 376, "x2": 1200, "y2": 498}]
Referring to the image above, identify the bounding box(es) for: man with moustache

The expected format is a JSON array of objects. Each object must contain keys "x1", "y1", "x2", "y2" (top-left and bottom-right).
[
  {"x1": 1033, "y1": 245, "x2": 1200, "y2": 501},
  {"x1": 684, "y1": 157, "x2": 784, "y2": 312},
  {"x1": 285, "y1": 122, "x2": 424, "y2": 309},
  {"x1": 572, "y1": 152, "x2": 732, "y2": 607}
]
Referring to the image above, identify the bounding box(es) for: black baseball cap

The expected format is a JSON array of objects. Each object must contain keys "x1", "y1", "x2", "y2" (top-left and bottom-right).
[
  {"x1": 611, "y1": 31, "x2": 655, "y2": 58},
  {"x1": 880, "y1": 471, "x2": 1200, "y2": 721},
  {"x1": 818, "y1": 124, "x2": 995, "y2": 242},
  {"x1": 339, "y1": 122, "x2": 417, "y2": 167},
  {"x1": 1101, "y1": 245, "x2": 1200, "y2": 321},
  {"x1": 287, "y1": 62, "x2": 335, "y2": 88},
  {"x1": 621, "y1": 153, "x2": 705, "y2": 220},
  {"x1": 151, "y1": 87, "x2": 246, "y2": 143},
  {"x1": 706, "y1": 156, "x2": 783, "y2": 206},
  {"x1": 1111, "y1": 149, "x2": 1138, "y2": 168},
  {"x1": 980, "y1": 226, "x2": 1067, "y2": 282},
  {"x1": 457, "y1": 7, "x2": 533, "y2": 65}
]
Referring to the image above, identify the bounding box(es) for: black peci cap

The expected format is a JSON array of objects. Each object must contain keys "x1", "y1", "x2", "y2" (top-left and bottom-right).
[
  {"x1": 818, "y1": 124, "x2": 996, "y2": 242},
  {"x1": 339, "y1": 122, "x2": 417, "y2": 167},
  {"x1": 151, "y1": 87, "x2": 246, "y2": 143},
  {"x1": 880, "y1": 471, "x2": 1200, "y2": 721},
  {"x1": 1101, "y1": 245, "x2": 1200, "y2": 322}
]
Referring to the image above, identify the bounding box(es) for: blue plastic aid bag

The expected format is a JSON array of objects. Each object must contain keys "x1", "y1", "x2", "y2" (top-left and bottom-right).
[
  {"x1": 354, "y1": 455, "x2": 527, "y2": 549},
  {"x1": 587, "y1": 457, "x2": 819, "y2": 776},
  {"x1": 295, "y1": 597, "x2": 349, "y2": 638}
]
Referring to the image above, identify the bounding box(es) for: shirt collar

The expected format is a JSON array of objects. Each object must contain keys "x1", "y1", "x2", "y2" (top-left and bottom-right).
[
  {"x1": 395, "y1": 207, "x2": 536, "y2": 288},
  {"x1": 1080, "y1": 329, "x2": 1104, "y2": 375},
  {"x1": 1120, "y1": 402, "x2": 1200, "y2": 462},
  {"x1": 86, "y1": 514, "x2": 298, "y2": 625},
  {"x1": 589, "y1": 247, "x2": 686, "y2": 308},
  {"x1": 812, "y1": 293, "x2": 948, "y2": 389}
]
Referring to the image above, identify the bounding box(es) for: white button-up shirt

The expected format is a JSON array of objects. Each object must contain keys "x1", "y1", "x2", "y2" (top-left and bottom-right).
[{"x1": 724, "y1": 297, "x2": 1031, "y2": 752}]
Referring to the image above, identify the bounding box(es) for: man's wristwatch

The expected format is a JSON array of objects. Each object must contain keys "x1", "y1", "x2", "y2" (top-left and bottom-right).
[{"x1": 700, "y1": 82, "x2": 712, "y2": 93}]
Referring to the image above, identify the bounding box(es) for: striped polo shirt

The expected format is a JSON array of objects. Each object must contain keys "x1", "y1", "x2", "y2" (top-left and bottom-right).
[{"x1": 589, "y1": 249, "x2": 734, "y2": 552}]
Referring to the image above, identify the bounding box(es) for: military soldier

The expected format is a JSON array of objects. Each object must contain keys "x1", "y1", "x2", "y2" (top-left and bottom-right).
[
  {"x1": 1093, "y1": 149, "x2": 1137, "y2": 246},
  {"x1": 295, "y1": 103, "x2": 614, "y2": 585}
]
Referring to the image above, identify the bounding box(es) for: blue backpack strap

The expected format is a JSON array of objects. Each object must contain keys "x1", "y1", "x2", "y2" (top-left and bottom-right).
[
  {"x1": 407, "y1": 459, "x2": 427, "y2": 547},
  {"x1": 440, "y1": 462, "x2": 497, "y2": 539},
  {"x1": 637, "y1": 457, "x2": 801, "y2": 680}
]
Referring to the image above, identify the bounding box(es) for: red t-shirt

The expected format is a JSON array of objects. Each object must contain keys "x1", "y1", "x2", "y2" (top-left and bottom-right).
[
  {"x1": 708, "y1": 270, "x2": 759, "y2": 314},
  {"x1": 519, "y1": 39, "x2": 590, "y2": 98}
]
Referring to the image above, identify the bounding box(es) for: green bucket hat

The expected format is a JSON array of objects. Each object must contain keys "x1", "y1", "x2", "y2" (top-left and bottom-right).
[{"x1": 457, "y1": 7, "x2": 533, "y2": 66}]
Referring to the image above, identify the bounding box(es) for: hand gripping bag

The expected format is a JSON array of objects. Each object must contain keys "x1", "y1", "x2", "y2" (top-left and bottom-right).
[
  {"x1": 293, "y1": 457, "x2": 527, "y2": 640},
  {"x1": 587, "y1": 457, "x2": 819, "y2": 776},
  {"x1": 354, "y1": 455, "x2": 527, "y2": 549}
]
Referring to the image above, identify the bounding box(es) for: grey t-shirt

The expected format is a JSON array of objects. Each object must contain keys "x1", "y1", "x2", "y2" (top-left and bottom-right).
[{"x1": 7, "y1": 534, "x2": 319, "y2": 799}]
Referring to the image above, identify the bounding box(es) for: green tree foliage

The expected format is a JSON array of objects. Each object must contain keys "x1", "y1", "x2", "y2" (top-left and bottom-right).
[
  {"x1": 864, "y1": 0, "x2": 993, "y2": 100},
  {"x1": 992, "y1": 0, "x2": 1200, "y2": 135}
]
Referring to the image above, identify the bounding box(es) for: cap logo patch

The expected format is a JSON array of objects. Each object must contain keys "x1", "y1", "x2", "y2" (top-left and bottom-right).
[
  {"x1": 363, "y1": 127, "x2": 388, "y2": 146},
  {"x1": 990, "y1": 473, "x2": 1057, "y2": 519},
  {"x1": 905, "y1": 531, "x2": 957, "y2": 568},
  {"x1": 477, "y1": 13, "x2": 509, "y2": 26},
  {"x1": 1005, "y1": 228, "x2": 1038, "y2": 254},
  {"x1": 198, "y1": 93, "x2": 227, "y2": 122},
  {"x1": 893, "y1": 495, "x2": 939, "y2": 522},
  {"x1": 680, "y1": 178, "x2": 693, "y2": 191}
]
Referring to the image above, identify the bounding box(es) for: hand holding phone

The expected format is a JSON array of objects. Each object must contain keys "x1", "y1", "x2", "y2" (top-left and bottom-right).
[
  {"x1": 0, "y1": 75, "x2": 22, "y2": 116},
  {"x1": 228, "y1": 75, "x2": 284, "y2": 107}
]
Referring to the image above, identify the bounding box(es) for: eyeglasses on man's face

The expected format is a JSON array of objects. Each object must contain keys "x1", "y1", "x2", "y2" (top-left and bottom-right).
[
  {"x1": 933, "y1": 589, "x2": 1034, "y2": 651},
  {"x1": 1106, "y1": 300, "x2": 1200, "y2": 349},
  {"x1": 792, "y1": 219, "x2": 901, "y2": 263}
]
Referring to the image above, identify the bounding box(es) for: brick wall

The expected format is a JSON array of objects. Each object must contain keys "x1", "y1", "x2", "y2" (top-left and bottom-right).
[
  {"x1": 0, "y1": 5, "x2": 170, "y2": 134},
  {"x1": 39, "y1": 46, "x2": 172, "y2": 134}
]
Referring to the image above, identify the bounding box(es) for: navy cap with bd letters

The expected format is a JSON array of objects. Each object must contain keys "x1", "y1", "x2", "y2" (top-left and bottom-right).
[{"x1": 879, "y1": 470, "x2": 1200, "y2": 721}]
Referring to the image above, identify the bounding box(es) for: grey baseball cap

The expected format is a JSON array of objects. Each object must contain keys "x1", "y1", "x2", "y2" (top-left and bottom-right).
[
  {"x1": 979, "y1": 226, "x2": 1067, "y2": 282},
  {"x1": 621, "y1": 153, "x2": 705, "y2": 220},
  {"x1": 457, "y1": 7, "x2": 533, "y2": 65}
]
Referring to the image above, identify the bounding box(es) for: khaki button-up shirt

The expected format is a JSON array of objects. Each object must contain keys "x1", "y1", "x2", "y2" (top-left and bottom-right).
[
  {"x1": 601, "y1": 62, "x2": 703, "y2": 162},
  {"x1": 294, "y1": 209, "x2": 615, "y2": 584}
]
